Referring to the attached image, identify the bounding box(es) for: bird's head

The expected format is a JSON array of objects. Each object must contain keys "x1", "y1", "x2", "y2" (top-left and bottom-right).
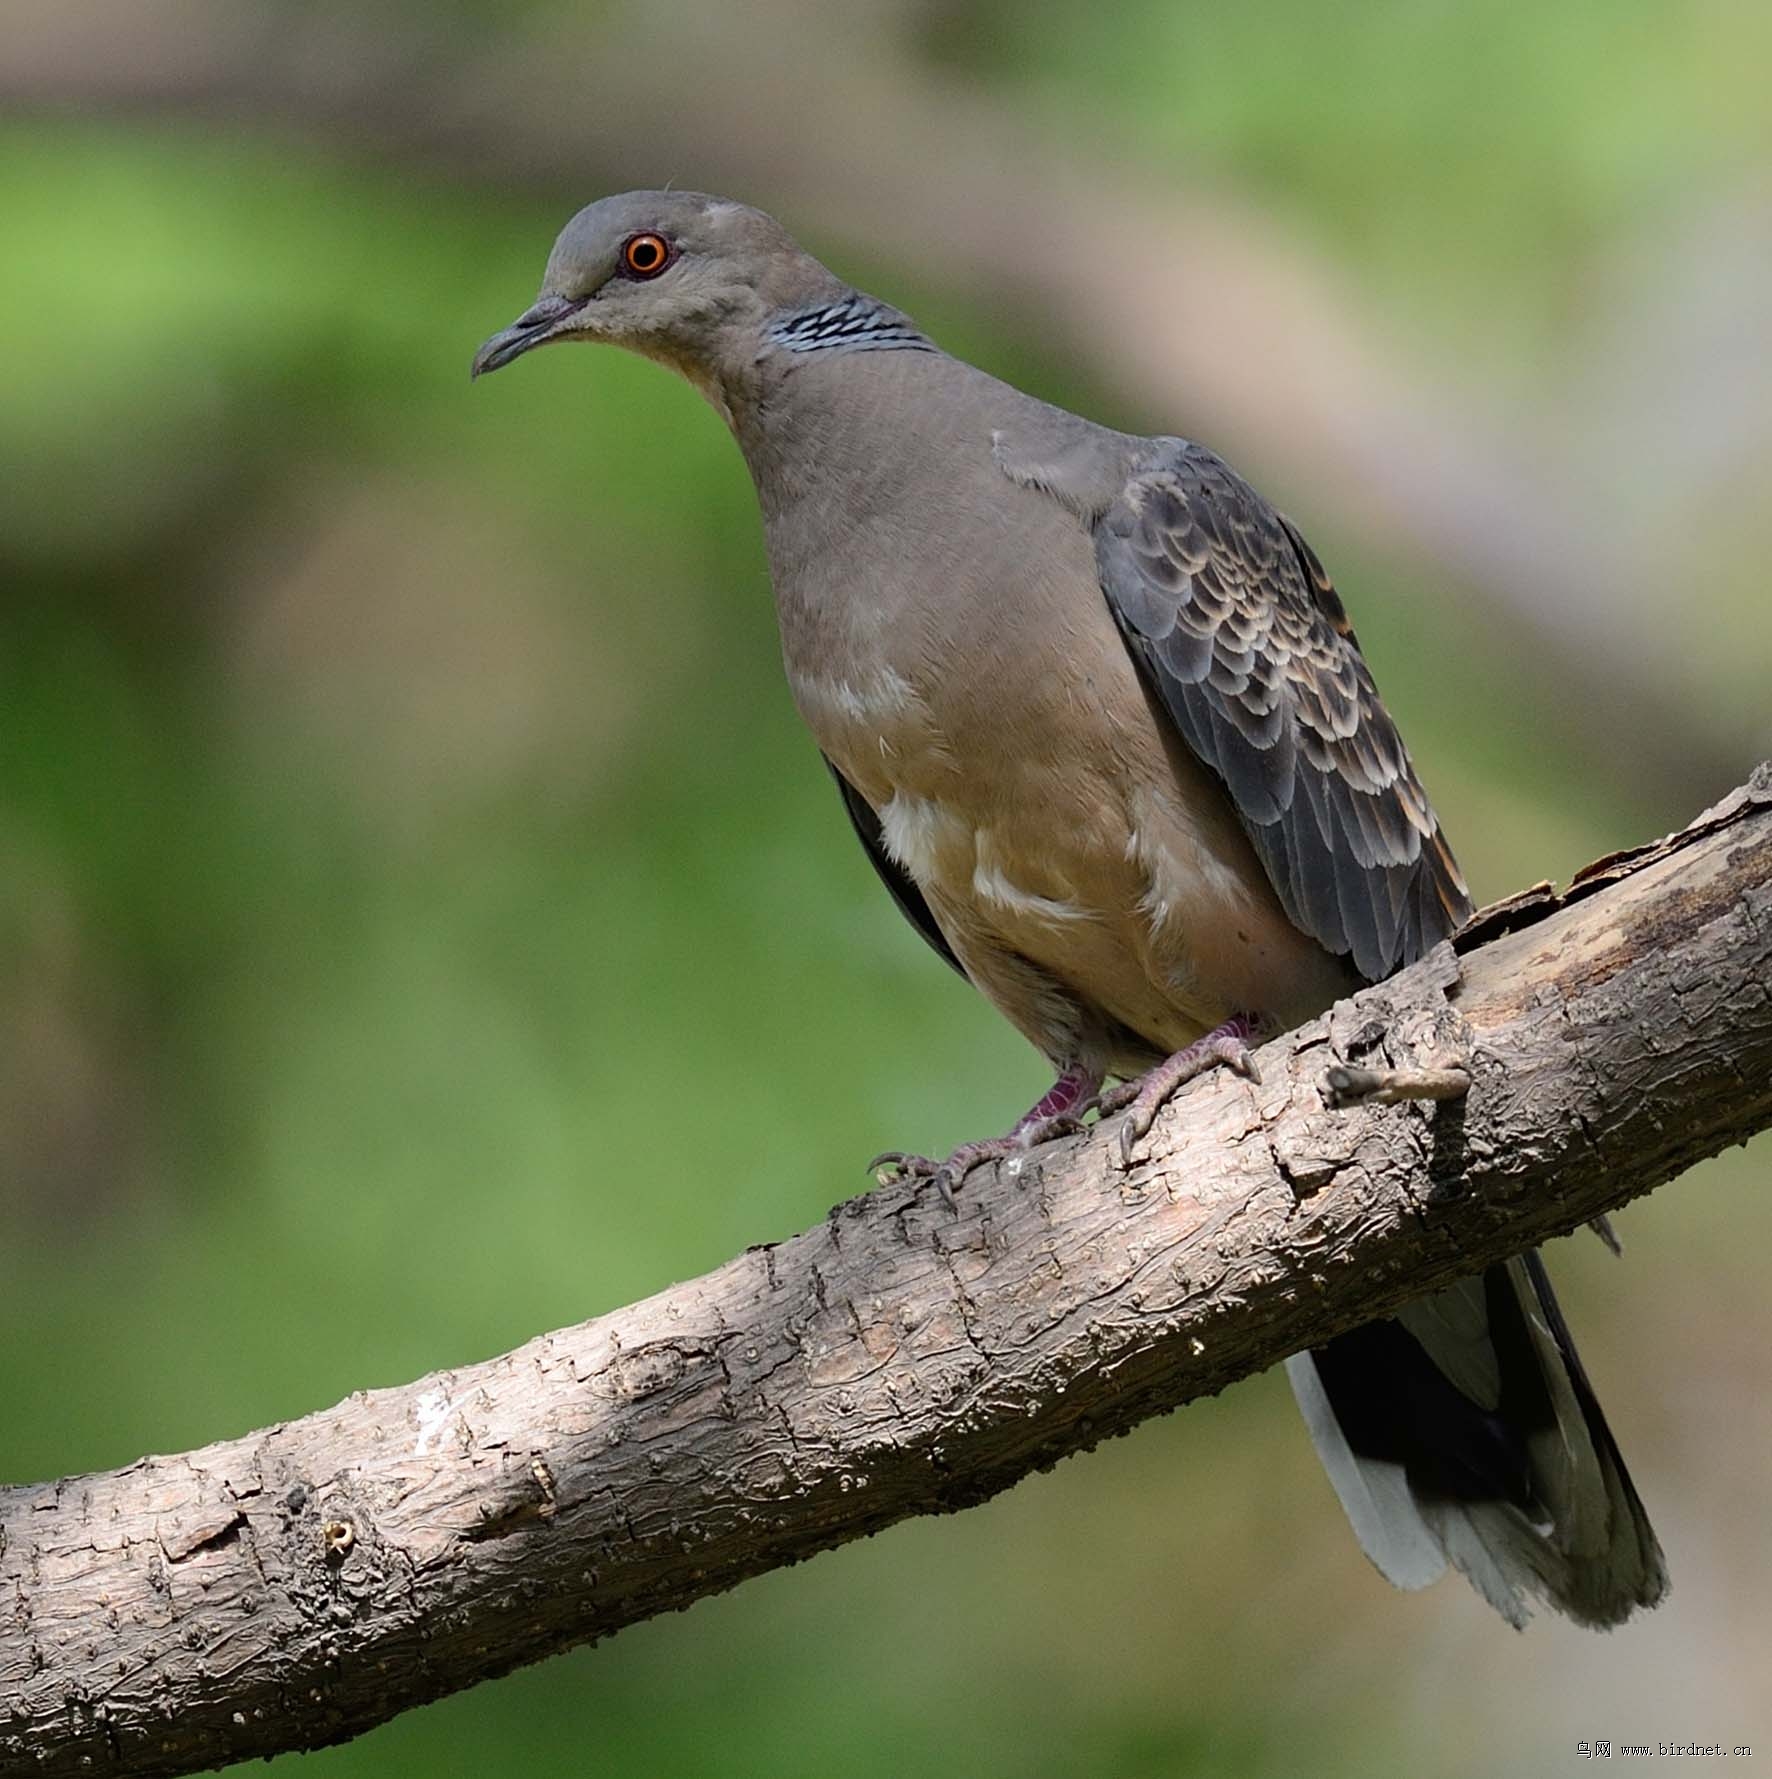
[{"x1": 470, "y1": 191, "x2": 840, "y2": 389}]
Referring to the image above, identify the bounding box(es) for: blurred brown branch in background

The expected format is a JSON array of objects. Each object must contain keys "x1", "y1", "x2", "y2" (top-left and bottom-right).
[
  {"x1": 5, "y1": 766, "x2": 1769, "y2": 1779},
  {"x1": 4, "y1": 0, "x2": 1763, "y2": 811}
]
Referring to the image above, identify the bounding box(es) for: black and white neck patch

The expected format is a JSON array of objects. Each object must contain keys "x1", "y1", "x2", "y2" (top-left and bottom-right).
[{"x1": 765, "y1": 293, "x2": 935, "y2": 355}]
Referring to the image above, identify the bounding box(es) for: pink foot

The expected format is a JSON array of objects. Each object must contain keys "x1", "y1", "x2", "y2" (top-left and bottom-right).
[
  {"x1": 871, "y1": 1064, "x2": 1100, "y2": 1209},
  {"x1": 1100, "y1": 1016, "x2": 1265, "y2": 1164}
]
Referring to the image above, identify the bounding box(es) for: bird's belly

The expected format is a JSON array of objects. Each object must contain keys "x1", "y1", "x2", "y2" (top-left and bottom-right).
[
  {"x1": 786, "y1": 570, "x2": 1351, "y2": 1062},
  {"x1": 867, "y1": 767, "x2": 1342, "y2": 1062}
]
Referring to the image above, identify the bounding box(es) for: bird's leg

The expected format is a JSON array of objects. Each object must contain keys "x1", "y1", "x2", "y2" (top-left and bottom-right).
[
  {"x1": 870, "y1": 1062, "x2": 1101, "y2": 1209},
  {"x1": 1098, "y1": 1015, "x2": 1265, "y2": 1164}
]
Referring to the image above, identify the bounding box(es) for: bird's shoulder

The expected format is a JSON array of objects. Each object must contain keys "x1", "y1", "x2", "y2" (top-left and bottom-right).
[{"x1": 987, "y1": 386, "x2": 1145, "y2": 521}]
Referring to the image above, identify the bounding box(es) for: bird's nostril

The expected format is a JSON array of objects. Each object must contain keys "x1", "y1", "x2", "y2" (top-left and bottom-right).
[{"x1": 516, "y1": 295, "x2": 584, "y2": 330}]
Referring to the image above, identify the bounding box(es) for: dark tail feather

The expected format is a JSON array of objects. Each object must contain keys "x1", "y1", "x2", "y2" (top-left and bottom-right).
[{"x1": 1286, "y1": 1254, "x2": 1667, "y2": 1628}]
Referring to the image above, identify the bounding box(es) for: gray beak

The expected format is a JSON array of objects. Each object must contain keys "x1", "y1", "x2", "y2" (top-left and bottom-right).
[{"x1": 470, "y1": 294, "x2": 587, "y2": 379}]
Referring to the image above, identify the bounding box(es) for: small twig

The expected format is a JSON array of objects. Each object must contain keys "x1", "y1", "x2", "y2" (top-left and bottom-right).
[
  {"x1": 1588, "y1": 1214, "x2": 1624, "y2": 1257},
  {"x1": 1321, "y1": 1064, "x2": 1473, "y2": 1109}
]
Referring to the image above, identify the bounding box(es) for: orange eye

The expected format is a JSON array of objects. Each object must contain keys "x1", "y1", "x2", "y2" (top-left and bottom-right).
[{"x1": 622, "y1": 232, "x2": 671, "y2": 278}]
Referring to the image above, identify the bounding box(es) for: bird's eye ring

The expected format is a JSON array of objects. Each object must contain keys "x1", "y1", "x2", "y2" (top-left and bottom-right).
[{"x1": 622, "y1": 232, "x2": 672, "y2": 278}]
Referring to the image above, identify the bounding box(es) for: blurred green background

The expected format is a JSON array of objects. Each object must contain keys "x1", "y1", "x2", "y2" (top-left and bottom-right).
[{"x1": 4, "y1": 1, "x2": 1770, "y2": 1773}]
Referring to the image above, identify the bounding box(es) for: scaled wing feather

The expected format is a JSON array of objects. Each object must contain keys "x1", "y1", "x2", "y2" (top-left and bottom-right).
[{"x1": 1094, "y1": 440, "x2": 1472, "y2": 979}]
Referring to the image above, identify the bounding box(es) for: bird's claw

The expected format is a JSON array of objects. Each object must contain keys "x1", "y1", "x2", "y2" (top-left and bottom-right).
[
  {"x1": 868, "y1": 1145, "x2": 990, "y2": 1207},
  {"x1": 867, "y1": 1150, "x2": 938, "y2": 1186},
  {"x1": 1106, "y1": 1017, "x2": 1265, "y2": 1167},
  {"x1": 867, "y1": 1114, "x2": 1087, "y2": 1209}
]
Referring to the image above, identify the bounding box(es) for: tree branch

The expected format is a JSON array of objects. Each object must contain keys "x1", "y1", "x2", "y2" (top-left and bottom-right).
[{"x1": 4, "y1": 765, "x2": 1771, "y2": 1777}]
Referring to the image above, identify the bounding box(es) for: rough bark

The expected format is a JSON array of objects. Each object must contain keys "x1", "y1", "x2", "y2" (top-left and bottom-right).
[{"x1": 4, "y1": 766, "x2": 1771, "y2": 1777}]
